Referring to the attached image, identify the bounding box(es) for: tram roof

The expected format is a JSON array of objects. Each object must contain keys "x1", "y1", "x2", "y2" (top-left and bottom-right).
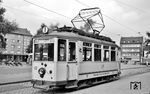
[{"x1": 34, "y1": 27, "x2": 118, "y2": 47}]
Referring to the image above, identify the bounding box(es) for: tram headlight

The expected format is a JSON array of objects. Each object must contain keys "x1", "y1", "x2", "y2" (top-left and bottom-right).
[{"x1": 38, "y1": 68, "x2": 46, "y2": 78}]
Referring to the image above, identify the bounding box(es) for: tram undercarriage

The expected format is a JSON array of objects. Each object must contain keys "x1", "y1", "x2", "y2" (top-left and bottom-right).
[{"x1": 32, "y1": 72, "x2": 120, "y2": 90}]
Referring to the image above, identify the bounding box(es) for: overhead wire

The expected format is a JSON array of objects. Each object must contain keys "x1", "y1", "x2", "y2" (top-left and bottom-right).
[
  {"x1": 23, "y1": 0, "x2": 71, "y2": 19},
  {"x1": 2, "y1": 4, "x2": 51, "y2": 20},
  {"x1": 114, "y1": 0, "x2": 150, "y2": 14},
  {"x1": 5, "y1": 0, "x2": 144, "y2": 36},
  {"x1": 75, "y1": 0, "x2": 140, "y2": 34},
  {"x1": 23, "y1": 0, "x2": 140, "y2": 35}
]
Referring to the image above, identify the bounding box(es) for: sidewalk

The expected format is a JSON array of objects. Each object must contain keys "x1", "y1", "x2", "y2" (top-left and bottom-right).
[
  {"x1": 0, "y1": 65, "x2": 32, "y2": 85},
  {"x1": 0, "y1": 63, "x2": 149, "y2": 85},
  {"x1": 120, "y1": 63, "x2": 148, "y2": 70}
]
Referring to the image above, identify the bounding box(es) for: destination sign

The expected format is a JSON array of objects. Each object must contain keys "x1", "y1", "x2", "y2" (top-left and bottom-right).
[{"x1": 34, "y1": 39, "x2": 54, "y2": 44}]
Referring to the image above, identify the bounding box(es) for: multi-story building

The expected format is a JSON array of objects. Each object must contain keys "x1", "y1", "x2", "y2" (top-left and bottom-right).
[
  {"x1": 142, "y1": 45, "x2": 150, "y2": 64},
  {"x1": 1, "y1": 28, "x2": 32, "y2": 62},
  {"x1": 120, "y1": 37, "x2": 143, "y2": 64}
]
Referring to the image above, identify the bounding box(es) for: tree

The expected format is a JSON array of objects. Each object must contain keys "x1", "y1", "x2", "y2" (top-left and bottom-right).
[
  {"x1": 144, "y1": 32, "x2": 150, "y2": 57},
  {"x1": 145, "y1": 32, "x2": 150, "y2": 46},
  {"x1": 35, "y1": 23, "x2": 59, "y2": 35},
  {"x1": 80, "y1": 19, "x2": 96, "y2": 32},
  {"x1": 0, "y1": 0, "x2": 18, "y2": 49}
]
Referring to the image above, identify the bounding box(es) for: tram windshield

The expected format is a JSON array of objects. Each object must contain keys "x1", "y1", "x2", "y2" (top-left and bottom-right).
[{"x1": 34, "y1": 43, "x2": 54, "y2": 61}]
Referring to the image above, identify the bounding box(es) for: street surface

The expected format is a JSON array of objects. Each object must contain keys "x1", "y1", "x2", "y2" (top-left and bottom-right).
[{"x1": 0, "y1": 65, "x2": 150, "y2": 94}]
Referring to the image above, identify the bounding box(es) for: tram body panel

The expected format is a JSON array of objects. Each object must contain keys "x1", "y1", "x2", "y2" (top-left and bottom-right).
[
  {"x1": 55, "y1": 62, "x2": 67, "y2": 81},
  {"x1": 66, "y1": 63, "x2": 78, "y2": 80},
  {"x1": 78, "y1": 61, "x2": 119, "y2": 80},
  {"x1": 32, "y1": 61, "x2": 56, "y2": 81}
]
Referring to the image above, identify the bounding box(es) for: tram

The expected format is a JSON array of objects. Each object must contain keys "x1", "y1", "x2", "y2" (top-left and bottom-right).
[{"x1": 31, "y1": 26, "x2": 121, "y2": 89}]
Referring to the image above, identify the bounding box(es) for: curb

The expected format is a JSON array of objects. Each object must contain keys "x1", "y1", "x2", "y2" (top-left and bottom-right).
[
  {"x1": 0, "y1": 80, "x2": 31, "y2": 86},
  {"x1": 121, "y1": 66, "x2": 150, "y2": 70}
]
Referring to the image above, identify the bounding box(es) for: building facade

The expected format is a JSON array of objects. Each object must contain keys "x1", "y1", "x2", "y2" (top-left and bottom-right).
[
  {"x1": 142, "y1": 45, "x2": 150, "y2": 64},
  {"x1": 0, "y1": 28, "x2": 32, "y2": 62},
  {"x1": 120, "y1": 37, "x2": 143, "y2": 64}
]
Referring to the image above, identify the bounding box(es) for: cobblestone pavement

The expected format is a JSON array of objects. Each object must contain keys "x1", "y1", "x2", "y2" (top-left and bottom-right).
[{"x1": 0, "y1": 67, "x2": 150, "y2": 94}]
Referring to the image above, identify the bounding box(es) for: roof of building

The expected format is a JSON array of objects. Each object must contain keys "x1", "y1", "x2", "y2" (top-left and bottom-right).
[
  {"x1": 10, "y1": 28, "x2": 32, "y2": 36},
  {"x1": 120, "y1": 36, "x2": 143, "y2": 44}
]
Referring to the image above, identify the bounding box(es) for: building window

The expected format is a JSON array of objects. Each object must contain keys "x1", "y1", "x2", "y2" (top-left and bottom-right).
[
  {"x1": 17, "y1": 40, "x2": 21, "y2": 43},
  {"x1": 58, "y1": 39, "x2": 66, "y2": 61},
  {"x1": 18, "y1": 35, "x2": 21, "y2": 38},
  {"x1": 18, "y1": 46, "x2": 21, "y2": 49},
  {"x1": 11, "y1": 45, "x2": 15, "y2": 48},
  {"x1": 12, "y1": 39, "x2": 15, "y2": 43}
]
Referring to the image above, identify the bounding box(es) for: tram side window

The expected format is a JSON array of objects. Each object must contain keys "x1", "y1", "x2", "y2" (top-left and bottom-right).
[
  {"x1": 94, "y1": 44, "x2": 101, "y2": 61},
  {"x1": 69, "y1": 42, "x2": 76, "y2": 61},
  {"x1": 48, "y1": 44, "x2": 54, "y2": 61},
  {"x1": 58, "y1": 39, "x2": 66, "y2": 61},
  {"x1": 111, "y1": 47, "x2": 116, "y2": 61},
  {"x1": 94, "y1": 49, "x2": 101, "y2": 61},
  {"x1": 103, "y1": 46, "x2": 109, "y2": 61},
  {"x1": 111, "y1": 51, "x2": 116, "y2": 61},
  {"x1": 104, "y1": 50, "x2": 109, "y2": 61},
  {"x1": 83, "y1": 42, "x2": 92, "y2": 61},
  {"x1": 83, "y1": 47, "x2": 92, "y2": 61},
  {"x1": 34, "y1": 43, "x2": 54, "y2": 61},
  {"x1": 34, "y1": 44, "x2": 42, "y2": 61}
]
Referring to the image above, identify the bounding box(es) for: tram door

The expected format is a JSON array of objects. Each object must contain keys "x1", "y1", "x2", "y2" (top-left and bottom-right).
[{"x1": 67, "y1": 42, "x2": 78, "y2": 80}]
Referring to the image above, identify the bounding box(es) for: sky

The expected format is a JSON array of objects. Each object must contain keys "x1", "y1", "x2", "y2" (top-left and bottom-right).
[{"x1": 1, "y1": 0, "x2": 150, "y2": 45}]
